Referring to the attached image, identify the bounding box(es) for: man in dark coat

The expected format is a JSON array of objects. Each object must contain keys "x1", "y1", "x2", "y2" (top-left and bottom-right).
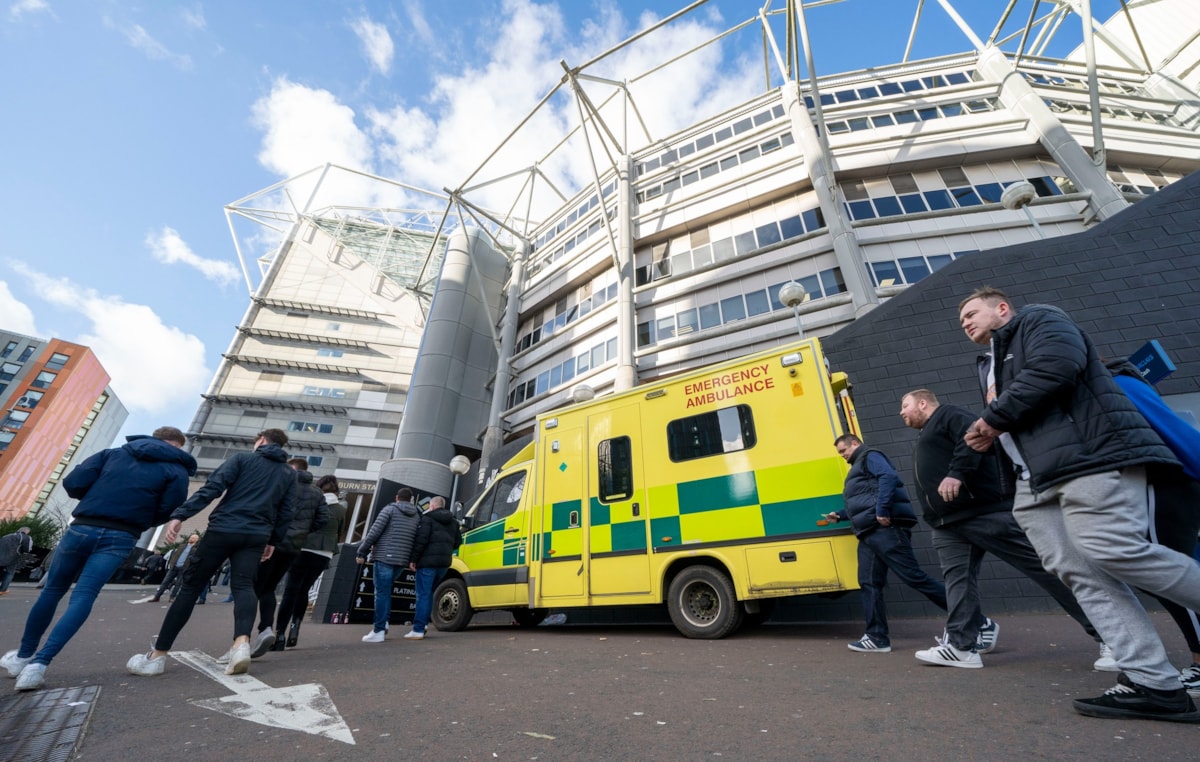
[
  {"x1": 127, "y1": 429, "x2": 299, "y2": 679},
  {"x1": 0, "y1": 526, "x2": 33, "y2": 593},
  {"x1": 899, "y1": 388, "x2": 1103, "y2": 670},
  {"x1": 405, "y1": 496, "x2": 462, "y2": 640},
  {"x1": 1, "y1": 427, "x2": 195, "y2": 691},
  {"x1": 357, "y1": 488, "x2": 421, "y2": 643},
  {"x1": 822, "y1": 434, "x2": 947, "y2": 654},
  {"x1": 959, "y1": 286, "x2": 1200, "y2": 722}
]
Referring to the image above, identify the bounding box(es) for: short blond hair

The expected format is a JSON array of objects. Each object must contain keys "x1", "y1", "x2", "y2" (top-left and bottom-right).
[{"x1": 958, "y1": 285, "x2": 1010, "y2": 311}]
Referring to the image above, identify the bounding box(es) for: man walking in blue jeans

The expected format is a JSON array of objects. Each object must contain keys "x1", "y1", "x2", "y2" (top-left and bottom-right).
[
  {"x1": 1, "y1": 426, "x2": 195, "y2": 691},
  {"x1": 405, "y1": 496, "x2": 462, "y2": 640},
  {"x1": 823, "y1": 434, "x2": 953, "y2": 654},
  {"x1": 356, "y1": 488, "x2": 420, "y2": 643}
]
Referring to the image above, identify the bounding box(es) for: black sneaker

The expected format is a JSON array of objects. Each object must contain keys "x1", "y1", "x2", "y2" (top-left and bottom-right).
[{"x1": 1073, "y1": 673, "x2": 1200, "y2": 722}]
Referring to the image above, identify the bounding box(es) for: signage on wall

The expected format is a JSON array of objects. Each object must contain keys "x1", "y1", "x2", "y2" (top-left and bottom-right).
[{"x1": 1128, "y1": 339, "x2": 1176, "y2": 385}]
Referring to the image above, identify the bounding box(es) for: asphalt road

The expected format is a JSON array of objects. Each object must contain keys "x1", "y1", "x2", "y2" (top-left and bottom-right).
[{"x1": 1, "y1": 583, "x2": 1197, "y2": 760}]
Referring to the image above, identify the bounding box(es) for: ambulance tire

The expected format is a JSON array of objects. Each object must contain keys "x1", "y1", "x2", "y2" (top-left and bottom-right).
[
  {"x1": 511, "y1": 608, "x2": 548, "y2": 627},
  {"x1": 433, "y1": 577, "x2": 474, "y2": 631},
  {"x1": 667, "y1": 565, "x2": 743, "y2": 639}
]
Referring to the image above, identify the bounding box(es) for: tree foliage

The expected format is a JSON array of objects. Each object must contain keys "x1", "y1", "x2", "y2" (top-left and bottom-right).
[{"x1": 0, "y1": 513, "x2": 65, "y2": 549}]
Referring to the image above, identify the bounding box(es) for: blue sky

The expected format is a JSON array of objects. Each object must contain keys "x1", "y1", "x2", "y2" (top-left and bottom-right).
[{"x1": 0, "y1": 1, "x2": 1119, "y2": 442}]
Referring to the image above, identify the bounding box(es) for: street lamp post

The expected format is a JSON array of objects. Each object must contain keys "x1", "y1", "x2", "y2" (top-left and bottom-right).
[
  {"x1": 1001, "y1": 180, "x2": 1045, "y2": 239},
  {"x1": 778, "y1": 281, "x2": 809, "y2": 340},
  {"x1": 448, "y1": 455, "x2": 471, "y2": 517}
]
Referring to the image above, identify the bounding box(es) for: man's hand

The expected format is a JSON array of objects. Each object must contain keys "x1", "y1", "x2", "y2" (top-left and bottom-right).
[
  {"x1": 822, "y1": 512, "x2": 840, "y2": 522},
  {"x1": 876, "y1": 515, "x2": 892, "y2": 527},
  {"x1": 355, "y1": 556, "x2": 365, "y2": 565},
  {"x1": 162, "y1": 519, "x2": 182, "y2": 545},
  {"x1": 261, "y1": 545, "x2": 274, "y2": 562},
  {"x1": 938, "y1": 476, "x2": 963, "y2": 502},
  {"x1": 965, "y1": 417, "x2": 1001, "y2": 452}
]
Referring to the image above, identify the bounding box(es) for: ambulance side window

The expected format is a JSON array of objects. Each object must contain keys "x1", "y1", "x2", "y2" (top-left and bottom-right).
[
  {"x1": 667, "y1": 404, "x2": 757, "y2": 462},
  {"x1": 482, "y1": 471, "x2": 527, "y2": 524},
  {"x1": 597, "y1": 436, "x2": 633, "y2": 502}
]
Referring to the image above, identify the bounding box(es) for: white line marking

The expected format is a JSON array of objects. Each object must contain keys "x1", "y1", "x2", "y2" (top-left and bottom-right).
[{"x1": 170, "y1": 650, "x2": 355, "y2": 744}]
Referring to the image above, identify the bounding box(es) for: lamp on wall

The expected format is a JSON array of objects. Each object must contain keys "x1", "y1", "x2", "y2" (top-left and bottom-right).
[
  {"x1": 1001, "y1": 181, "x2": 1045, "y2": 239},
  {"x1": 778, "y1": 281, "x2": 809, "y2": 340},
  {"x1": 448, "y1": 455, "x2": 472, "y2": 515}
]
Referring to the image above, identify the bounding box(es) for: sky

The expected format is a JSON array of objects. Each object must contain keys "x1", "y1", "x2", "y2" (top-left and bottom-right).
[{"x1": 0, "y1": 0, "x2": 1122, "y2": 443}]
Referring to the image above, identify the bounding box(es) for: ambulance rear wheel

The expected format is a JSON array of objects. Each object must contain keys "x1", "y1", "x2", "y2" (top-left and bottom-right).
[
  {"x1": 433, "y1": 578, "x2": 474, "y2": 632},
  {"x1": 511, "y1": 608, "x2": 548, "y2": 627},
  {"x1": 667, "y1": 565, "x2": 743, "y2": 639}
]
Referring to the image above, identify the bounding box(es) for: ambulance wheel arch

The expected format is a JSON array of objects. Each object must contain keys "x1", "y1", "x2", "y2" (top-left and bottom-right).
[
  {"x1": 432, "y1": 575, "x2": 474, "y2": 632},
  {"x1": 664, "y1": 561, "x2": 744, "y2": 639}
]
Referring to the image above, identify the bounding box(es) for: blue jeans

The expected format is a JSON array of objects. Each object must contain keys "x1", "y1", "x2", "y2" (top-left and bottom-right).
[
  {"x1": 371, "y1": 562, "x2": 401, "y2": 633},
  {"x1": 18, "y1": 525, "x2": 136, "y2": 666},
  {"x1": 857, "y1": 526, "x2": 947, "y2": 647},
  {"x1": 412, "y1": 567, "x2": 446, "y2": 634}
]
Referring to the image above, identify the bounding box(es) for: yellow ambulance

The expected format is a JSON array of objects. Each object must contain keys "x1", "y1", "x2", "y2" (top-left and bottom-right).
[{"x1": 433, "y1": 337, "x2": 861, "y2": 638}]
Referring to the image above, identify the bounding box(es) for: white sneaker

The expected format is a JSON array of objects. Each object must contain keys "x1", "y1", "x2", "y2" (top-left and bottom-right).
[
  {"x1": 127, "y1": 652, "x2": 167, "y2": 676},
  {"x1": 15, "y1": 663, "x2": 46, "y2": 691},
  {"x1": 362, "y1": 630, "x2": 386, "y2": 643},
  {"x1": 1094, "y1": 643, "x2": 1119, "y2": 672},
  {"x1": 215, "y1": 648, "x2": 232, "y2": 665},
  {"x1": 250, "y1": 628, "x2": 275, "y2": 658},
  {"x1": 224, "y1": 643, "x2": 251, "y2": 675},
  {"x1": 1, "y1": 650, "x2": 31, "y2": 678},
  {"x1": 1180, "y1": 664, "x2": 1200, "y2": 698},
  {"x1": 403, "y1": 630, "x2": 425, "y2": 640},
  {"x1": 915, "y1": 642, "x2": 983, "y2": 669}
]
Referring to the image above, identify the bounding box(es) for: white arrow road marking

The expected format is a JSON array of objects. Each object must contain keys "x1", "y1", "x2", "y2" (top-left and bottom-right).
[
  {"x1": 170, "y1": 650, "x2": 355, "y2": 745},
  {"x1": 129, "y1": 595, "x2": 158, "y2": 604}
]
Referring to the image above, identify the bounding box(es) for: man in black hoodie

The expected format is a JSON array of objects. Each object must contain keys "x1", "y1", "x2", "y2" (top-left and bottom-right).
[
  {"x1": 900, "y1": 389, "x2": 1102, "y2": 670},
  {"x1": 405, "y1": 496, "x2": 462, "y2": 640},
  {"x1": 128, "y1": 429, "x2": 299, "y2": 678}
]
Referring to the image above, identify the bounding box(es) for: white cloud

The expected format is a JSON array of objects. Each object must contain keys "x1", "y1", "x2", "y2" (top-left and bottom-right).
[
  {"x1": 117, "y1": 22, "x2": 194, "y2": 70},
  {"x1": 14, "y1": 265, "x2": 210, "y2": 417},
  {"x1": 181, "y1": 5, "x2": 206, "y2": 31},
  {"x1": 251, "y1": 78, "x2": 374, "y2": 178},
  {"x1": 349, "y1": 16, "x2": 394, "y2": 76},
  {"x1": 0, "y1": 280, "x2": 38, "y2": 336},
  {"x1": 8, "y1": 0, "x2": 50, "y2": 22},
  {"x1": 146, "y1": 226, "x2": 241, "y2": 287},
  {"x1": 399, "y1": 0, "x2": 433, "y2": 45}
]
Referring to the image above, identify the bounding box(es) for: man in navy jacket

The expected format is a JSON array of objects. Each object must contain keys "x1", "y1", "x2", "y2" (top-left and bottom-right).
[{"x1": 1, "y1": 427, "x2": 195, "y2": 691}]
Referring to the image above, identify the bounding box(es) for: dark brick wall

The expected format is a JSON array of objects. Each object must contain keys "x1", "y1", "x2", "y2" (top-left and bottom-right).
[{"x1": 787, "y1": 169, "x2": 1200, "y2": 625}]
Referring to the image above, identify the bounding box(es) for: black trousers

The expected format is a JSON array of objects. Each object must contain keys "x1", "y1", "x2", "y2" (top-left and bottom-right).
[
  {"x1": 254, "y1": 550, "x2": 297, "y2": 633},
  {"x1": 153, "y1": 531, "x2": 266, "y2": 651},
  {"x1": 275, "y1": 551, "x2": 331, "y2": 632},
  {"x1": 1148, "y1": 475, "x2": 1200, "y2": 654}
]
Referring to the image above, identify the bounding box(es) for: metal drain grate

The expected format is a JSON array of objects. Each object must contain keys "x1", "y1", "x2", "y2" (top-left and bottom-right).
[{"x1": 0, "y1": 684, "x2": 100, "y2": 762}]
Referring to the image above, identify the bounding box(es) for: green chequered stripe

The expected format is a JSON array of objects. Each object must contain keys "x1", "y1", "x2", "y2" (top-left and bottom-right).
[
  {"x1": 650, "y1": 515, "x2": 681, "y2": 547},
  {"x1": 760, "y1": 495, "x2": 844, "y2": 535},
  {"x1": 502, "y1": 538, "x2": 523, "y2": 565},
  {"x1": 464, "y1": 522, "x2": 505, "y2": 544},
  {"x1": 590, "y1": 496, "x2": 610, "y2": 526},
  {"x1": 552, "y1": 499, "x2": 582, "y2": 530},
  {"x1": 610, "y1": 520, "x2": 647, "y2": 552},
  {"x1": 676, "y1": 471, "x2": 759, "y2": 514}
]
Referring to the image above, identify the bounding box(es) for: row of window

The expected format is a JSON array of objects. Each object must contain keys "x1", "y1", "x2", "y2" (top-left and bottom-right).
[
  {"x1": 529, "y1": 209, "x2": 615, "y2": 274},
  {"x1": 635, "y1": 131, "x2": 796, "y2": 204},
  {"x1": 316, "y1": 349, "x2": 344, "y2": 358},
  {"x1": 804, "y1": 71, "x2": 976, "y2": 110},
  {"x1": 288, "y1": 420, "x2": 334, "y2": 434},
  {"x1": 867, "y1": 251, "x2": 976, "y2": 287},
  {"x1": 825, "y1": 97, "x2": 999, "y2": 136},
  {"x1": 843, "y1": 174, "x2": 1062, "y2": 222},
  {"x1": 1045, "y1": 97, "x2": 1182, "y2": 128},
  {"x1": 1021, "y1": 70, "x2": 1143, "y2": 96},
  {"x1": 507, "y1": 335, "x2": 620, "y2": 410},
  {"x1": 636, "y1": 103, "x2": 787, "y2": 178},
  {"x1": 517, "y1": 278, "x2": 619, "y2": 355},
  {"x1": 635, "y1": 205, "x2": 825, "y2": 286},
  {"x1": 531, "y1": 180, "x2": 617, "y2": 253},
  {"x1": 636, "y1": 268, "x2": 847, "y2": 349},
  {"x1": 0, "y1": 342, "x2": 36, "y2": 363}
]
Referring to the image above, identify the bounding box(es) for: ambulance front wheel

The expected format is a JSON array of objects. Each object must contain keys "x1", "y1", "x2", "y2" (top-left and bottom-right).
[
  {"x1": 433, "y1": 577, "x2": 474, "y2": 632},
  {"x1": 667, "y1": 565, "x2": 744, "y2": 639}
]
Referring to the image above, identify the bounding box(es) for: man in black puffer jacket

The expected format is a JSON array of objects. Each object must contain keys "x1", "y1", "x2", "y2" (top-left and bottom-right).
[
  {"x1": 127, "y1": 429, "x2": 300, "y2": 680},
  {"x1": 249, "y1": 458, "x2": 328, "y2": 657},
  {"x1": 823, "y1": 434, "x2": 947, "y2": 655},
  {"x1": 958, "y1": 287, "x2": 1200, "y2": 723},
  {"x1": 900, "y1": 388, "x2": 1101, "y2": 670},
  {"x1": 405, "y1": 496, "x2": 462, "y2": 640}
]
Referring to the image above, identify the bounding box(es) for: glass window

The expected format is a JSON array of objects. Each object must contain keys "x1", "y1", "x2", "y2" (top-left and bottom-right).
[
  {"x1": 917, "y1": 107, "x2": 939, "y2": 121},
  {"x1": 316, "y1": 349, "x2": 344, "y2": 358},
  {"x1": 536, "y1": 370, "x2": 550, "y2": 396},
  {"x1": 871, "y1": 114, "x2": 895, "y2": 128},
  {"x1": 951, "y1": 187, "x2": 982, "y2": 206},
  {"x1": 719, "y1": 155, "x2": 740, "y2": 172},
  {"x1": 667, "y1": 405, "x2": 757, "y2": 462},
  {"x1": 768, "y1": 282, "x2": 787, "y2": 311},
  {"x1": 869, "y1": 260, "x2": 902, "y2": 286},
  {"x1": 605, "y1": 337, "x2": 617, "y2": 360},
  {"x1": 899, "y1": 193, "x2": 928, "y2": 213},
  {"x1": 755, "y1": 222, "x2": 782, "y2": 247},
  {"x1": 0, "y1": 431, "x2": 14, "y2": 451},
  {"x1": 738, "y1": 146, "x2": 760, "y2": 163},
  {"x1": 591, "y1": 344, "x2": 605, "y2": 370},
  {"x1": 889, "y1": 173, "x2": 919, "y2": 194},
  {"x1": 759, "y1": 137, "x2": 782, "y2": 154},
  {"x1": 799, "y1": 274, "x2": 823, "y2": 300},
  {"x1": 677, "y1": 308, "x2": 699, "y2": 336},
  {"x1": 732, "y1": 117, "x2": 753, "y2": 134},
  {"x1": 848, "y1": 200, "x2": 876, "y2": 220},
  {"x1": 899, "y1": 257, "x2": 932, "y2": 284},
  {"x1": 31, "y1": 371, "x2": 56, "y2": 389},
  {"x1": 826, "y1": 121, "x2": 850, "y2": 135},
  {"x1": 857, "y1": 86, "x2": 879, "y2": 99},
  {"x1": 695, "y1": 133, "x2": 715, "y2": 150},
  {"x1": 734, "y1": 231, "x2": 757, "y2": 255},
  {"x1": 561, "y1": 357, "x2": 576, "y2": 383},
  {"x1": 17, "y1": 346, "x2": 35, "y2": 363},
  {"x1": 637, "y1": 321, "x2": 654, "y2": 348},
  {"x1": 894, "y1": 110, "x2": 918, "y2": 124},
  {"x1": 656, "y1": 316, "x2": 676, "y2": 341},
  {"x1": 597, "y1": 437, "x2": 634, "y2": 502},
  {"x1": 873, "y1": 196, "x2": 903, "y2": 217},
  {"x1": 1030, "y1": 176, "x2": 1062, "y2": 197},
  {"x1": 0, "y1": 363, "x2": 19, "y2": 382},
  {"x1": 699, "y1": 162, "x2": 719, "y2": 179},
  {"x1": 745, "y1": 290, "x2": 770, "y2": 317},
  {"x1": 847, "y1": 117, "x2": 870, "y2": 131},
  {"x1": 680, "y1": 170, "x2": 699, "y2": 187},
  {"x1": 779, "y1": 215, "x2": 805, "y2": 240},
  {"x1": 923, "y1": 190, "x2": 955, "y2": 210},
  {"x1": 46, "y1": 352, "x2": 70, "y2": 370},
  {"x1": 577, "y1": 351, "x2": 591, "y2": 374},
  {"x1": 0, "y1": 342, "x2": 16, "y2": 358},
  {"x1": 679, "y1": 143, "x2": 696, "y2": 158},
  {"x1": 802, "y1": 208, "x2": 825, "y2": 231},
  {"x1": 834, "y1": 88, "x2": 859, "y2": 103},
  {"x1": 720, "y1": 295, "x2": 747, "y2": 323},
  {"x1": 3, "y1": 410, "x2": 30, "y2": 430},
  {"x1": 975, "y1": 183, "x2": 1004, "y2": 203},
  {"x1": 715, "y1": 126, "x2": 732, "y2": 142},
  {"x1": 472, "y1": 471, "x2": 527, "y2": 525},
  {"x1": 306, "y1": 456, "x2": 324, "y2": 467},
  {"x1": 820, "y1": 268, "x2": 846, "y2": 295},
  {"x1": 940, "y1": 103, "x2": 963, "y2": 117},
  {"x1": 711, "y1": 238, "x2": 736, "y2": 262},
  {"x1": 16, "y1": 390, "x2": 43, "y2": 409},
  {"x1": 901, "y1": 79, "x2": 923, "y2": 92},
  {"x1": 699, "y1": 303, "x2": 722, "y2": 330},
  {"x1": 928, "y1": 254, "x2": 954, "y2": 271},
  {"x1": 879, "y1": 82, "x2": 903, "y2": 96},
  {"x1": 692, "y1": 244, "x2": 712, "y2": 269}
]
